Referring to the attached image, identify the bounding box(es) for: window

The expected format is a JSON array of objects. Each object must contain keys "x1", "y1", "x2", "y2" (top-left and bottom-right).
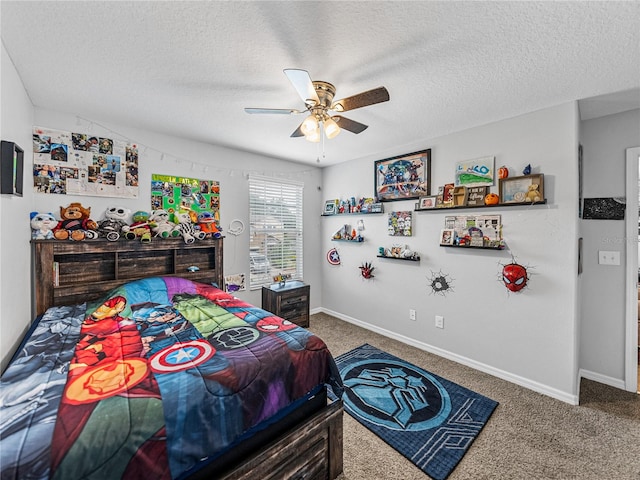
[{"x1": 249, "y1": 175, "x2": 303, "y2": 289}]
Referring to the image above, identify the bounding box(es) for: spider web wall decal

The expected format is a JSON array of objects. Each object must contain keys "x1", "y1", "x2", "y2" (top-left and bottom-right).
[{"x1": 428, "y1": 270, "x2": 454, "y2": 296}]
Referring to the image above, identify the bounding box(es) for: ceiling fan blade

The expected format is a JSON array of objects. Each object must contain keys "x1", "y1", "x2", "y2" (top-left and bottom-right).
[
  {"x1": 284, "y1": 69, "x2": 320, "y2": 107},
  {"x1": 245, "y1": 108, "x2": 302, "y2": 115},
  {"x1": 331, "y1": 86, "x2": 390, "y2": 112},
  {"x1": 333, "y1": 116, "x2": 368, "y2": 134},
  {"x1": 290, "y1": 123, "x2": 305, "y2": 137}
]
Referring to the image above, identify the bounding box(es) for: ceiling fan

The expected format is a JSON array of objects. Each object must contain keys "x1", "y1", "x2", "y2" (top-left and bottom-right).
[{"x1": 245, "y1": 69, "x2": 390, "y2": 142}]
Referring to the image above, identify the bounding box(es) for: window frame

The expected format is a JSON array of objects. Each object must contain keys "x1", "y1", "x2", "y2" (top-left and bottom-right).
[{"x1": 248, "y1": 175, "x2": 304, "y2": 289}]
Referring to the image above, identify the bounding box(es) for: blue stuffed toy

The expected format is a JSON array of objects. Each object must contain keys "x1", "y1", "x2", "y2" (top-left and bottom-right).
[{"x1": 30, "y1": 212, "x2": 58, "y2": 240}]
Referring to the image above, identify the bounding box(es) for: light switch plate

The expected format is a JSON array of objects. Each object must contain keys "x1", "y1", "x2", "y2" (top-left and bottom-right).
[{"x1": 598, "y1": 250, "x2": 621, "y2": 265}]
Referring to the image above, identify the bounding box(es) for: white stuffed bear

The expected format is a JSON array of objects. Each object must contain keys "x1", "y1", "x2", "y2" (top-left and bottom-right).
[
  {"x1": 30, "y1": 212, "x2": 58, "y2": 240},
  {"x1": 149, "y1": 209, "x2": 181, "y2": 238}
]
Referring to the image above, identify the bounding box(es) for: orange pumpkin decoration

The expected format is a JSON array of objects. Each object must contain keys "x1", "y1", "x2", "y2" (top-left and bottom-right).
[
  {"x1": 497, "y1": 166, "x2": 509, "y2": 179},
  {"x1": 484, "y1": 193, "x2": 500, "y2": 205}
]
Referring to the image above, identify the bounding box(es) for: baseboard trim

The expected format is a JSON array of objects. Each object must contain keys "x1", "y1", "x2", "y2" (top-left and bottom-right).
[
  {"x1": 318, "y1": 307, "x2": 579, "y2": 405},
  {"x1": 578, "y1": 368, "x2": 626, "y2": 390}
]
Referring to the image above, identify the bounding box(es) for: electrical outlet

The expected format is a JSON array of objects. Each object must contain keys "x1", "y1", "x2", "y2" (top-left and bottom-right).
[
  {"x1": 598, "y1": 250, "x2": 620, "y2": 265},
  {"x1": 409, "y1": 309, "x2": 416, "y2": 321},
  {"x1": 435, "y1": 315, "x2": 444, "y2": 329}
]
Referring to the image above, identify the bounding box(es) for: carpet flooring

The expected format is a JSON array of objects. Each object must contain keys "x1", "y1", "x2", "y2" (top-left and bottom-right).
[{"x1": 308, "y1": 312, "x2": 640, "y2": 480}]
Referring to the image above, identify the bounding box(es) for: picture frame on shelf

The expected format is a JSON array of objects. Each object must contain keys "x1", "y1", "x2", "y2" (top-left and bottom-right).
[
  {"x1": 442, "y1": 183, "x2": 455, "y2": 207},
  {"x1": 452, "y1": 186, "x2": 467, "y2": 206},
  {"x1": 465, "y1": 186, "x2": 489, "y2": 206},
  {"x1": 323, "y1": 200, "x2": 336, "y2": 215},
  {"x1": 374, "y1": 149, "x2": 431, "y2": 202},
  {"x1": 454, "y1": 156, "x2": 495, "y2": 188},
  {"x1": 499, "y1": 174, "x2": 544, "y2": 204},
  {"x1": 435, "y1": 186, "x2": 445, "y2": 208},
  {"x1": 418, "y1": 195, "x2": 437, "y2": 209},
  {"x1": 440, "y1": 228, "x2": 455, "y2": 245}
]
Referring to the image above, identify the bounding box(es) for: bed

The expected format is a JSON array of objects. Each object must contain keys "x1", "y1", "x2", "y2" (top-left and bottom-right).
[{"x1": 2, "y1": 238, "x2": 344, "y2": 480}]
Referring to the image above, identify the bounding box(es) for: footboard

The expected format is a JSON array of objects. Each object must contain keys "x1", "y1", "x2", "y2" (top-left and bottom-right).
[{"x1": 219, "y1": 400, "x2": 344, "y2": 480}]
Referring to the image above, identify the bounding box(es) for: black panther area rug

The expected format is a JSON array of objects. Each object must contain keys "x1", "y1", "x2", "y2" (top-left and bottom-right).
[{"x1": 330, "y1": 344, "x2": 498, "y2": 480}]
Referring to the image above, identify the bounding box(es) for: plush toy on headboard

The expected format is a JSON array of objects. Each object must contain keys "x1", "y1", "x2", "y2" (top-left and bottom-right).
[
  {"x1": 53, "y1": 203, "x2": 98, "y2": 241},
  {"x1": 97, "y1": 206, "x2": 131, "y2": 241},
  {"x1": 175, "y1": 210, "x2": 205, "y2": 244},
  {"x1": 148, "y1": 209, "x2": 181, "y2": 239},
  {"x1": 30, "y1": 212, "x2": 58, "y2": 240},
  {"x1": 122, "y1": 211, "x2": 155, "y2": 243},
  {"x1": 196, "y1": 211, "x2": 222, "y2": 239}
]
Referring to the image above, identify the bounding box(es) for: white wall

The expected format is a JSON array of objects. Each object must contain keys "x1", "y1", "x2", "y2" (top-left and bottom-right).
[
  {"x1": 0, "y1": 43, "x2": 35, "y2": 372},
  {"x1": 579, "y1": 108, "x2": 640, "y2": 385},
  {"x1": 31, "y1": 109, "x2": 324, "y2": 312},
  {"x1": 322, "y1": 102, "x2": 581, "y2": 403},
  {"x1": 0, "y1": 52, "x2": 324, "y2": 369}
]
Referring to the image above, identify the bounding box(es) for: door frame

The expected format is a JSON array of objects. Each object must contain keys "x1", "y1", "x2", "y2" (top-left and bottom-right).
[{"x1": 625, "y1": 147, "x2": 639, "y2": 392}]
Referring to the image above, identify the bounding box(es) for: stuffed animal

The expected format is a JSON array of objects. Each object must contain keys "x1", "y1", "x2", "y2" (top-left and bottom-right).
[
  {"x1": 148, "y1": 209, "x2": 180, "y2": 238},
  {"x1": 122, "y1": 211, "x2": 155, "y2": 243},
  {"x1": 525, "y1": 184, "x2": 542, "y2": 203},
  {"x1": 53, "y1": 203, "x2": 98, "y2": 241},
  {"x1": 196, "y1": 211, "x2": 222, "y2": 238},
  {"x1": 30, "y1": 212, "x2": 58, "y2": 240},
  {"x1": 175, "y1": 210, "x2": 205, "y2": 244},
  {"x1": 97, "y1": 206, "x2": 131, "y2": 241}
]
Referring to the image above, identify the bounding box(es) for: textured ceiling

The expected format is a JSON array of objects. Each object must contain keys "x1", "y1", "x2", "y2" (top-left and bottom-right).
[{"x1": 2, "y1": 1, "x2": 639, "y2": 166}]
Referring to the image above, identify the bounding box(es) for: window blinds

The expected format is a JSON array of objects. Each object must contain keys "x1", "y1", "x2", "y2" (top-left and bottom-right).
[{"x1": 248, "y1": 175, "x2": 304, "y2": 289}]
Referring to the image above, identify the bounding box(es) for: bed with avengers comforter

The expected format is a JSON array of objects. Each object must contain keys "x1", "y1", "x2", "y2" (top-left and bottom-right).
[{"x1": 1, "y1": 276, "x2": 344, "y2": 480}]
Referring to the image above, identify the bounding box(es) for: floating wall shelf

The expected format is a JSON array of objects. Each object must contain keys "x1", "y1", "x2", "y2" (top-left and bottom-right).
[
  {"x1": 440, "y1": 244, "x2": 505, "y2": 251},
  {"x1": 322, "y1": 212, "x2": 384, "y2": 217},
  {"x1": 415, "y1": 199, "x2": 547, "y2": 212},
  {"x1": 376, "y1": 255, "x2": 420, "y2": 262}
]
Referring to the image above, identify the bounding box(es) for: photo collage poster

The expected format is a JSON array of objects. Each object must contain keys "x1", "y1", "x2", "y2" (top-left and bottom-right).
[
  {"x1": 32, "y1": 126, "x2": 139, "y2": 197},
  {"x1": 151, "y1": 174, "x2": 220, "y2": 226}
]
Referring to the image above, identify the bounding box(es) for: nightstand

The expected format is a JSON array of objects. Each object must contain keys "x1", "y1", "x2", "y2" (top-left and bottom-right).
[{"x1": 262, "y1": 281, "x2": 310, "y2": 328}]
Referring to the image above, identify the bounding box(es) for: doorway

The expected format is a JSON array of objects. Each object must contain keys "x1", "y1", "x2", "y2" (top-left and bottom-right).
[{"x1": 624, "y1": 147, "x2": 639, "y2": 393}]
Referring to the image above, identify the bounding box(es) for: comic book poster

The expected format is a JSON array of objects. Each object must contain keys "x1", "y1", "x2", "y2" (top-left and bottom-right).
[
  {"x1": 151, "y1": 174, "x2": 220, "y2": 226},
  {"x1": 32, "y1": 126, "x2": 139, "y2": 198}
]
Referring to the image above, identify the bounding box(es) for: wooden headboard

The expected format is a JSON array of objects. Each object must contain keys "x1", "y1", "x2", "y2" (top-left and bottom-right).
[{"x1": 31, "y1": 237, "x2": 224, "y2": 317}]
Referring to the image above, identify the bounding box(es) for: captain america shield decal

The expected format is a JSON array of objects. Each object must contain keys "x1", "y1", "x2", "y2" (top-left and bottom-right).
[
  {"x1": 149, "y1": 339, "x2": 215, "y2": 373},
  {"x1": 327, "y1": 248, "x2": 341, "y2": 265}
]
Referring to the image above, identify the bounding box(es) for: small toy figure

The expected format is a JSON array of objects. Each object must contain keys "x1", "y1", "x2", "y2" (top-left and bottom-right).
[
  {"x1": 523, "y1": 164, "x2": 532, "y2": 175},
  {"x1": 122, "y1": 211, "x2": 154, "y2": 243},
  {"x1": 97, "y1": 206, "x2": 131, "y2": 241},
  {"x1": 53, "y1": 203, "x2": 98, "y2": 241},
  {"x1": 148, "y1": 209, "x2": 180, "y2": 238},
  {"x1": 525, "y1": 184, "x2": 542, "y2": 202},
  {"x1": 30, "y1": 212, "x2": 58, "y2": 240},
  {"x1": 196, "y1": 211, "x2": 222, "y2": 238}
]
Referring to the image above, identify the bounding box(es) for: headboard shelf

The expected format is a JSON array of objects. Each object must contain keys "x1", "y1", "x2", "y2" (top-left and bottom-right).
[{"x1": 32, "y1": 237, "x2": 224, "y2": 316}]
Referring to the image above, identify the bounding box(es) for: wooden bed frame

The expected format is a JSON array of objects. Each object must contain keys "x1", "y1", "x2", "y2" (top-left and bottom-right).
[{"x1": 30, "y1": 237, "x2": 343, "y2": 480}]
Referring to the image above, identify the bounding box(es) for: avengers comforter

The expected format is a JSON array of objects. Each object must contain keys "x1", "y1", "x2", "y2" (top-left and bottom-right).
[{"x1": 0, "y1": 277, "x2": 343, "y2": 480}]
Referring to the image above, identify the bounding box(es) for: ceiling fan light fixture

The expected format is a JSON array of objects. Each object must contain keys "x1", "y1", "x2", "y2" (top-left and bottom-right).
[
  {"x1": 323, "y1": 116, "x2": 340, "y2": 139},
  {"x1": 305, "y1": 128, "x2": 321, "y2": 143},
  {"x1": 300, "y1": 114, "x2": 319, "y2": 136}
]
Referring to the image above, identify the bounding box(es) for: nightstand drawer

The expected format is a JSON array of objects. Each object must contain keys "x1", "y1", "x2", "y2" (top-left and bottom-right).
[
  {"x1": 281, "y1": 294, "x2": 308, "y2": 309},
  {"x1": 262, "y1": 283, "x2": 310, "y2": 328}
]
